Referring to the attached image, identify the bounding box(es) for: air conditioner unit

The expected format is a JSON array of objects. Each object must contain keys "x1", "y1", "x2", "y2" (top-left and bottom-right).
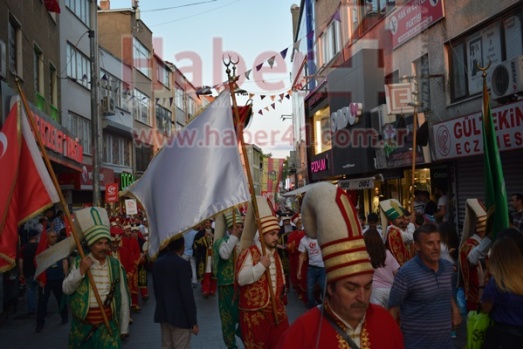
[
  {"x1": 101, "y1": 96, "x2": 115, "y2": 115},
  {"x1": 490, "y1": 55, "x2": 523, "y2": 100},
  {"x1": 0, "y1": 40, "x2": 6, "y2": 79}
]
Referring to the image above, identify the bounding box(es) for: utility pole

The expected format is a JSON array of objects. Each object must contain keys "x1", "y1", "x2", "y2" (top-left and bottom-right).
[{"x1": 90, "y1": 0, "x2": 101, "y2": 206}]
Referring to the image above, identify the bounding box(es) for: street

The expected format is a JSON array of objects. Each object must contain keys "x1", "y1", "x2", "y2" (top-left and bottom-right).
[{"x1": 0, "y1": 278, "x2": 467, "y2": 348}]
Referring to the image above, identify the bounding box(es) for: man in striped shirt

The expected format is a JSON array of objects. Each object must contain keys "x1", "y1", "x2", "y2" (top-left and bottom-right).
[{"x1": 388, "y1": 223, "x2": 461, "y2": 349}]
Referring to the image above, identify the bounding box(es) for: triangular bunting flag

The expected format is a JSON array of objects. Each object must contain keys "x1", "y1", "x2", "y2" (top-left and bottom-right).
[
  {"x1": 285, "y1": 94, "x2": 291, "y2": 99},
  {"x1": 278, "y1": 99, "x2": 283, "y2": 104},
  {"x1": 260, "y1": 95, "x2": 266, "y2": 100},
  {"x1": 279, "y1": 93, "x2": 284, "y2": 100},
  {"x1": 268, "y1": 56, "x2": 276, "y2": 68},
  {"x1": 249, "y1": 93, "x2": 255, "y2": 99},
  {"x1": 270, "y1": 95, "x2": 276, "y2": 101},
  {"x1": 332, "y1": 9, "x2": 341, "y2": 22},
  {"x1": 271, "y1": 103, "x2": 275, "y2": 109},
  {"x1": 245, "y1": 69, "x2": 252, "y2": 80},
  {"x1": 256, "y1": 62, "x2": 263, "y2": 71},
  {"x1": 258, "y1": 110, "x2": 263, "y2": 115},
  {"x1": 280, "y1": 48, "x2": 288, "y2": 60},
  {"x1": 293, "y1": 39, "x2": 301, "y2": 50},
  {"x1": 264, "y1": 106, "x2": 269, "y2": 111}
]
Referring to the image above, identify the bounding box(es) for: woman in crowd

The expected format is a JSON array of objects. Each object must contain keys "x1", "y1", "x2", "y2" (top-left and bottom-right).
[
  {"x1": 363, "y1": 228, "x2": 400, "y2": 308},
  {"x1": 480, "y1": 232, "x2": 523, "y2": 348}
]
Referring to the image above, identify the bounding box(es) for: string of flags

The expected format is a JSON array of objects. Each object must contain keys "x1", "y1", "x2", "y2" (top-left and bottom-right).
[{"x1": 153, "y1": 6, "x2": 341, "y2": 116}]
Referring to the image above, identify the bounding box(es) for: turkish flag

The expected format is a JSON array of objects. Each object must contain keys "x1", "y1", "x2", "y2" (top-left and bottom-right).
[
  {"x1": 44, "y1": 0, "x2": 61, "y2": 13},
  {"x1": 0, "y1": 98, "x2": 59, "y2": 272}
]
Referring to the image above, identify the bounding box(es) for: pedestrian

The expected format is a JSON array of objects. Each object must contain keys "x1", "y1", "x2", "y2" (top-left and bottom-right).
[
  {"x1": 193, "y1": 219, "x2": 216, "y2": 297},
  {"x1": 276, "y1": 182, "x2": 404, "y2": 348},
  {"x1": 286, "y1": 213, "x2": 306, "y2": 302},
  {"x1": 237, "y1": 196, "x2": 289, "y2": 349},
  {"x1": 297, "y1": 235, "x2": 326, "y2": 309},
  {"x1": 364, "y1": 227, "x2": 400, "y2": 308},
  {"x1": 35, "y1": 229, "x2": 69, "y2": 333},
  {"x1": 510, "y1": 192, "x2": 523, "y2": 232},
  {"x1": 52, "y1": 210, "x2": 66, "y2": 232},
  {"x1": 458, "y1": 198, "x2": 488, "y2": 312},
  {"x1": 433, "y1": 185, "x2": 449, "y2": 223},
  {"x1": 413, "y1": 190, "x2": 426, "y2": 214},
  {"x1": 62, "y1": 207, "x2": 130, "y2": 347},
  {"x1": 152, "y1": 235, "x2": 199, "y2": 349},
  {"x1": 380, "y1": 199, "x2": 414, "y2": 266},
  {"x1": 388, "y1": 223, "x2": 461, "y2": 349},
  {"x1": 421, "y1": 190, "x2": 438, "y2": 215},
  {"x1": 121, "y1": 220, "x2": 141, "y2": 312},
  {"x1": 481, "y1": 234, "x2": 523, "y2": 349},
  {"x1": 363, "y1": 212, "x2": 385, "y2": 243},
  {"x1": 213, "y1": 208, "x2": 243, "y2": 349},
  {"x1": 18, "y1": 229, "x2": 39, "y2": 316},
  {"x1": 182, "y1": 226, "x2": 199, "y2": 288}
]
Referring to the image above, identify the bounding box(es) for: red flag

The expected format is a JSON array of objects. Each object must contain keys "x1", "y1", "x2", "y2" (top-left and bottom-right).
[
  {"x1": 0, "y1": 99, "x2": 60, "y2": 272},
  {"x1": 44, "y1": 0, "x2": 61, "y2": 13}
]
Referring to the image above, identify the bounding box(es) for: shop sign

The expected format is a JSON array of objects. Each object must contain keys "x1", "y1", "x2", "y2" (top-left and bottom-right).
[
  {"x1": 310, "y1": 157, "x2": 328, "y2": 173},
  {"x1": 125, "y1": 199, "x2": 138, "y2": 215},
  {"x1": 385, "y1": 83, "x2": 415, "y2": 115},
  {"x1": 105, "y1": 183, "x2": 119, "y2": 203},
  {"x1": 388, "y1": 0, "x2": 445, "y2": 49},
  {"x1": 432, "y1": 100, "x2": 523, "y2": 160},
  {"x1": 80, "y1": 165, "x2": 115, "y2": 189},
  {"x1": 120, "y1": 172, "x2": 135, "y2": 191},
  {"x1": 33, "y1": 114, "x2": 83, "y2": 164},
  {"x1": 330, "y1": 103, "x2": 362, "y2": 132},
  {"x1": 338, "y1": 177, "x2": 375, "y2": 191}
]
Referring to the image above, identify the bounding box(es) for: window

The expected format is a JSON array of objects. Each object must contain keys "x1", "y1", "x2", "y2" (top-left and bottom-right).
[
  {"x1": 34, "y1": 45, "x2": 44, "y2": 95},
  {"x1": 414, "y1": 54, "x2": 431, "y2": 112},
  {"x1": 321, "y1": 20, "x2": 341, "y2": 66},
  {"x1": 351, "y1": 0, "x2": 395, "y2": 38},
  {"x1": 313, "y1": 106, "x2": 332, "y2": 155},
  {"x1": 103, "y1": 133, "x2": 131, "y2": 167},
  {"x1": 157, "y1": 64, "x2": 170, "y2": 87},
  {"x1": 175, "y1": 87, "x2": 184, "y2": 110},
  {"x1": 49, "y1": 63, "x2": 58, "y2": 106},
  {"x1": 65, "y1": 0, "x2": 90, "y2": 26},
  {"x1": 100, "y1": 70, "x2": 122, "y2": 108},
  {"x1": 133, "y1": 38, "x2": 151, "y2": 78},
  {"x1": 449, "y1": 13, "x2": 522, "y2": 101},
  {"x1": 121, "y1": 82, "x2": 131, "y2": 111},
  {"x1": 133, "y1": 89, "x2": 151, "y2": 125},
  {"x1": 135, "y1": 147, "x2": 153, "y2": 172},
  {"x1": 155, "y1": 105, "x2": 172, "y2": 137},
  {"x1": 66, "y1": 112, "x2": 92, "y2": 155},
  {"x1": 8, "y1": 16, "x2": 22, "y2": 77},
  {"x1": 66, "y1": 43, "x2": 91, "y2": 89},
  {"x1": 187, "y1": 97, "x2": 195, "y2": 117}
]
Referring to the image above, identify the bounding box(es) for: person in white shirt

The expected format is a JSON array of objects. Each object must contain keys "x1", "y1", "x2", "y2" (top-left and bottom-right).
[
  {"x1": 434, "y1": 185, "x2": 450, "y2": 223},
  {"x1": 297, "y1": 235, "x2": 326, "y2": 309}
]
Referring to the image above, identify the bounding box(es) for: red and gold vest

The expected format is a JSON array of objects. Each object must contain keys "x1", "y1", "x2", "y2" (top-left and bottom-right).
[{"x1": 236, "y1": 245, "x2": 286, "y2": 314}]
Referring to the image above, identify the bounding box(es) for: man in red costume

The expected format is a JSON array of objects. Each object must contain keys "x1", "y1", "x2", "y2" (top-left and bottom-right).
[
  {"x1": 380, "y1": 199, "x2": 414, "y2": 266},
  {"x1": 121, "y1": 220, "x2": 141, "y2": 312},
  {"x1": 237, "y1": 196, "x2": 289, "y2": 349},
  {"x1": 459, "y1": 198, "x2": 489, "y2": 311},
  {"x1": 276, "y1": 183, "x2": 404, "y2": 349},
  {"x1": 286, "y1": 213, "x2": 307, "y2": 302}
]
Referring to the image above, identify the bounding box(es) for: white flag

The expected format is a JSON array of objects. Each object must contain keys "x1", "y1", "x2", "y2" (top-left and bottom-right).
[{"x1": 129, "y1": 91, "x2": 250, "y2": 257}]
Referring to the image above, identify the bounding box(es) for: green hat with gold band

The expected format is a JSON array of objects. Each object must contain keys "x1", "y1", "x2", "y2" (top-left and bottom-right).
[
  {"x1": 75, "y1": 207, "x2": 112, "y2": 246},
  {"x1": 380, "y1": 199, "x2": 407, "y2": 223}
]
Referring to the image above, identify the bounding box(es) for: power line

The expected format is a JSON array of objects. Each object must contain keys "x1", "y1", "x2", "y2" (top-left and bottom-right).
[{"x1": 140, "y1": 0, "x2": 218, "y2": 13}]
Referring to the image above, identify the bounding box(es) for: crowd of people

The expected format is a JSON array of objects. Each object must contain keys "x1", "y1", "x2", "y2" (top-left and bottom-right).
[{"x1": 13, "y1": 188, "x2": 523, "y2": 348}]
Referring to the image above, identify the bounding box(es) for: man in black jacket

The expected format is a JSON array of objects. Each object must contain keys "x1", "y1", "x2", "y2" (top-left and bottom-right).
[{"x1": 152, "y1": 236, "x2": 199, "y2": 349}]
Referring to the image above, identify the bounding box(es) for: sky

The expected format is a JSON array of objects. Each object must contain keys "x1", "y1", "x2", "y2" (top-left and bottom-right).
[{"x1": 108, "y1": 0, "x2": 298, "y2": 158}]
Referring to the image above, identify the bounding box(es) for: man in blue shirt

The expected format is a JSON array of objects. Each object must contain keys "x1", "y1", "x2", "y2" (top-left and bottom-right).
[{"x1": 388, "y1": 223, "x2": 461, "y2": 349}]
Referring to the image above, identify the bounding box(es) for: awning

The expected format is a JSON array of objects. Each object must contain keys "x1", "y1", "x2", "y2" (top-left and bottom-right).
[
  {"x1": 282, "y1": 183, "x2": 318, "y2": 197},
  {"x1": 337, "y1": 177, "x2": 375, "y2": 191}
]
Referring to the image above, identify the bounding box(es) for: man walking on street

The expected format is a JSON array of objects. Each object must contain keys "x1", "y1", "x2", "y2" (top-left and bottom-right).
[
  {"x1": 388, "y1": 223, "x2": 461, "y2": 349},
  {"x1": 153, "y1": 236, "x2": 199, "y2": 349},
  {"x1": 510, "y1": 193, "x2": 523, "y2": 232},
  {"x1": 62, "y1": 207, "x2": 130, "y2": 348},
  {"x1": 213, "y1": 208, "x2": 244, "y2": 349},
  {"x1": 297, "y1": 235, "x2": 326, "y2": 309},
  {"x1": 18, "y1": 229, "x2": 39, "y2": 316},
  {"x1": 237, "y1": 196, "x2": 289, "y2": 349}
]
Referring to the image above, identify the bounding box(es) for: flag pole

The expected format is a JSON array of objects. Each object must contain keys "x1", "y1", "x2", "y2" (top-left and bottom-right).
[
  {"x1": 15, "y1": 78, "x2": 112, "y2": 333},
  {"x1": 409, "y1": 79, "x2": 419, "y2": 214},
  {"x1": 224, "y1": 57, "x2": 280, "y2": 324}
]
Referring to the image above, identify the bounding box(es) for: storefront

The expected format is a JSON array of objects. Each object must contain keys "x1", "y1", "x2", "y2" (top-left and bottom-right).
[{"x1": 431, "y1": 99, "x2": 523, "y2": 230}]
